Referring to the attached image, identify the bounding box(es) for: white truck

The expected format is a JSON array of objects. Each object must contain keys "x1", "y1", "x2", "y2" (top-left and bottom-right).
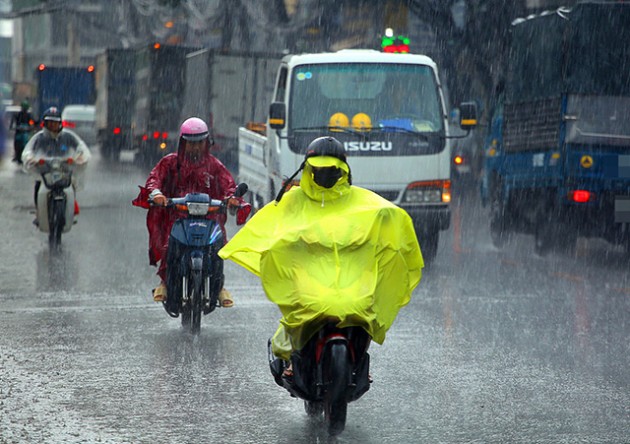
[{"x1": 238, "y1": 49, "x2": 476, "y2": 262}]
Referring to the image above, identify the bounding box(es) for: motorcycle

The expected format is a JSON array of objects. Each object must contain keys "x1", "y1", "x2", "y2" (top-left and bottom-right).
[
  {"x1": 269, "y1": 321, "x2": 372, "y2": 436},
  {"x1": 34, "y1": 157, "x2": 76, "y2": 252},
  {"x1": 152, "y1": 183, "x2": 250, "y2": 334}
]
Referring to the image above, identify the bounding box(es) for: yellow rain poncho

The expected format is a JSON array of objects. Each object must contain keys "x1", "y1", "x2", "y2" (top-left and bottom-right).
[{"x1": 219, "y1": 156, "x2": 423, "y2": 359}]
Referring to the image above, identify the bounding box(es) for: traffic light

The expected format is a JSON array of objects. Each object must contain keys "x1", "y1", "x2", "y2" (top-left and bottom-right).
[{"x1": 381, "y1": 34, "x2": 410, "y2": 53}]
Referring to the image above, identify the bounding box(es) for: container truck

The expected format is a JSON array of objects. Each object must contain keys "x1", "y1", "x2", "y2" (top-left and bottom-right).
[
  {"x1": 131, "y1": 44, "x2": 199, "y2": 165},
  {"x1": 94, "y1": 48, "x2": 137, "y2": 161},
  {"x1": 35, "y1": 65, "x2": 96, "y2": 118}
]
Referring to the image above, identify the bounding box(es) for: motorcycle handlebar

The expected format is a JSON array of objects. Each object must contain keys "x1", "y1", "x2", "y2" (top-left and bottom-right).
[
  {"x1": 147, "y1": 183, "x2": 251, "y2": 225},
  {"x1": 34, "y1": 157, "x2": 76, "y2": 172},
  {"x1": 148, "y1": 183, "x2": 249, "y2": 210}
]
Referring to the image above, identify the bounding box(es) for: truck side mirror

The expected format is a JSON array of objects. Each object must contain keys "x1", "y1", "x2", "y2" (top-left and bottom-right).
[
  {"x1": 269, "y1": 102, "x2": 286, "y2": 130},
  {"x1": 459, "y1": 102, "x2": 478, "y2": 130}
]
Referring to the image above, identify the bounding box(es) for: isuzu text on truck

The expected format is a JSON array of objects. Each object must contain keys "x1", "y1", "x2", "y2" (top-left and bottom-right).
[{"x1": 239, "y1": 49, "x2": 476, "y2": 263}]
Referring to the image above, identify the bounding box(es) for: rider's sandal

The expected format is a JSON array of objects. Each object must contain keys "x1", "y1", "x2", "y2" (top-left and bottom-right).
[
  {"x1": 282, "y1": 364, "x2": 293, "y2": 378},
  {"x1": 218, "y1": 288, "x2": 234, "y2": 308},
  {"x1": 153, "y1": 283, "x2": 167, "y2": 303}
]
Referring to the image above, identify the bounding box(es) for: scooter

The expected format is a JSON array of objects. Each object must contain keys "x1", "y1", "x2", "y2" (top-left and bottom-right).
[
  {"x1": 34, "y1": 157, "x2": 76, "y2": 252},
  {"x1": 269, "y1": 321, "x2": 372, "y2": 436},
  {"x1": 153, "y1": 183, "x2": 250, "y2": 334}
]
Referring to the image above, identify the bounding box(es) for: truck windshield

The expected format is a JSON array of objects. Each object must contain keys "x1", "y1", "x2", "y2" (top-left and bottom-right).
[{"x1": 287, "y1": 63, "x2": 445, "y2": 156}]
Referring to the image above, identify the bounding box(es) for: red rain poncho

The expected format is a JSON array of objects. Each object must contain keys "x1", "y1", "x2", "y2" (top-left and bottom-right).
[{"x1": 132, "y1": 152, "x2": 237, "y2": 279}]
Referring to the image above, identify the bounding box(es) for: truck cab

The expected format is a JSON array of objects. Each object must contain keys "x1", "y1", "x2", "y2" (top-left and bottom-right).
[{"x1": 240, "y1": 50, "x2": 476, "y2": 263}]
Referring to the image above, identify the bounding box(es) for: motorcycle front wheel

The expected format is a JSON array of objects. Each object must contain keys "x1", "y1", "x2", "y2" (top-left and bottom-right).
[
  {"x1": 180, "y1": 275, "x2": 191, "y2": 329},
  {"x1": 323, "y1": 343, "x2": 350, "y2": 436},
  {"x1": 48, "y1": 197, "x2": 65, "y2": 252},
  {"x1": 190, "y1": 270, "x2": 203, "y2": 334}
]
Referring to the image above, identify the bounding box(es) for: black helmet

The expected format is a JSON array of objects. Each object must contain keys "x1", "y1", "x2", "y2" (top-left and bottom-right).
[
  {"x1": 275, "y1": 136, "x2": 350, "y2": 202},
  {"x1": 304, "y1": 136, "x2": 347, "y2": 164},
  {"x1": 42, "y1": 106, "x2": 62, "y2": 122}
]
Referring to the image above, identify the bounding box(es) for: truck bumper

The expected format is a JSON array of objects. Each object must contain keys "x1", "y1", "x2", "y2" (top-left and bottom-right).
[
  {"x1": 401, "y1": 204, "x2": 450, "y2": 232},
  {"x1": 563, "y1": 194, "x2": 630, "y2": 243}
]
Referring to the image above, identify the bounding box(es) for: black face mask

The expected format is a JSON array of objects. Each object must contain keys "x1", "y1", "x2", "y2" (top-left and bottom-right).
[{"x1": 312, "y1": 166, "x2": 343, "y2": 188}]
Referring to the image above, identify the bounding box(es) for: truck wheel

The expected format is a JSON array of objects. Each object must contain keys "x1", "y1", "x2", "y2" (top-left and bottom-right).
[
  {"x1": 535, "y1": 210, "x2": 575, "y2": 256},
  {"x1": 111, "y1": 147, "x2": 121, "y2": 163},
  {"x1": 418, "y1": 230, "x2": 439, "y2": 265},
  {"x1": 556, "y1": 230, "x2": 577, "y2": 254},
  {"x1": 534, "y1": 218, "x2": 554, "y2": 256},
  {"x1": 489, "y1": 180, "x2": 509, "y2": 248},
  {"x1": 100, "y1": 142, "x2": 112, "y2": 160}
]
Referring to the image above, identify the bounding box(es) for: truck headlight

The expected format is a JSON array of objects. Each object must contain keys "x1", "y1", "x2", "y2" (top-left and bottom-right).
[
  {"x1": 404, "y1": 188, "x2": 442, "y2": 202},
  {"x1": 404, "y1": 180, "x2": 451, "y2": 203}
]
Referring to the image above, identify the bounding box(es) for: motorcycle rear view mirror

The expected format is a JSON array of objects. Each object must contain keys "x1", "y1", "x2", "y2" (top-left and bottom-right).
[
  {"x1": 234, "y1": 183, "x2": 248, "y2": 198},
  {"x1": 233, "y1": 183, "x2": 250, "y2": 225}
]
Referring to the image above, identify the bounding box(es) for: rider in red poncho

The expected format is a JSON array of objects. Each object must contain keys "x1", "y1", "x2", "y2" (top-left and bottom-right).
[{"x1": 133, "y1": 117, "x2": 240, "y2": 306}]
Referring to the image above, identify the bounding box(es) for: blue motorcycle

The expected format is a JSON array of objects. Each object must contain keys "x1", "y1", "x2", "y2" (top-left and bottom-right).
[{"x1": 154, "y1": 183, "x2": 250, "y2": 334}]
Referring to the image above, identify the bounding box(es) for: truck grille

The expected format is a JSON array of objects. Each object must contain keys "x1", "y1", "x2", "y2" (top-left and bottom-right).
[{"x1": 504, "y1": 97, "x2": 561, "y2": 152}]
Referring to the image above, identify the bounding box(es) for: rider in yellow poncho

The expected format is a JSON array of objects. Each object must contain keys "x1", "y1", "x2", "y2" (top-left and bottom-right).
[{"x1": 219, "y1": 136, "x2": 424, "y2": 360}]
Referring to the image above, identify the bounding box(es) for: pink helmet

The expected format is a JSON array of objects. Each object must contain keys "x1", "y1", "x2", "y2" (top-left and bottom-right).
[{"x1": 179, "y1": 117, "x2": 209, "y2": 142}]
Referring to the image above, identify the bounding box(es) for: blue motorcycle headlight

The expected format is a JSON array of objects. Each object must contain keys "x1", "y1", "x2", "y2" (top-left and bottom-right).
[{"x1": 187, "y1": 202, "x2": 209, "y2": 216}]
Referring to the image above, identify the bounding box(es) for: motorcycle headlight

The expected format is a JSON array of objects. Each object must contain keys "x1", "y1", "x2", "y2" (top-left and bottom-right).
[
  {"x1": 187, "y1": 202, "x2": 209, "y2": 216},
  {"x1": 50, "y1": 171, "x2": 63, "y2": 183}
]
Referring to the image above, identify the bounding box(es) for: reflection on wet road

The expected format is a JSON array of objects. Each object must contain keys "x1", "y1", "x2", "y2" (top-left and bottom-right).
[{"x1": 0, "y1": 153, "x2": 628, "y2": 443}]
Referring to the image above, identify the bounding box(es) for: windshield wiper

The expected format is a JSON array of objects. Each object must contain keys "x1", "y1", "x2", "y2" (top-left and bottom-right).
[{"x1": 291, "y1": 126, "x2": 368, "y2": 140}]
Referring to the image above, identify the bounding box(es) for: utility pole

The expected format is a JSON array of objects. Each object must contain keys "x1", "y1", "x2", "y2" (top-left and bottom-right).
[{"x1": 67, "y1": 20, "x2": 80, "y2": 66}]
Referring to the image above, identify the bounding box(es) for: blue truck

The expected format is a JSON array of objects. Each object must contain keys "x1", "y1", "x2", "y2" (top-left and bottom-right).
[
  {"x1": 35, "y1": 65, "x2": 96, "y2": 118},
  {"x1": 481, "y1": 2, "x2": 630, "y2": 255}
]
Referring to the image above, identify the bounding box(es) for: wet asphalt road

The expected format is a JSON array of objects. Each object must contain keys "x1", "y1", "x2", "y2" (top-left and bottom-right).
[{"x1": 0, "y1": 147, "x2": 629, "y2": 443}]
